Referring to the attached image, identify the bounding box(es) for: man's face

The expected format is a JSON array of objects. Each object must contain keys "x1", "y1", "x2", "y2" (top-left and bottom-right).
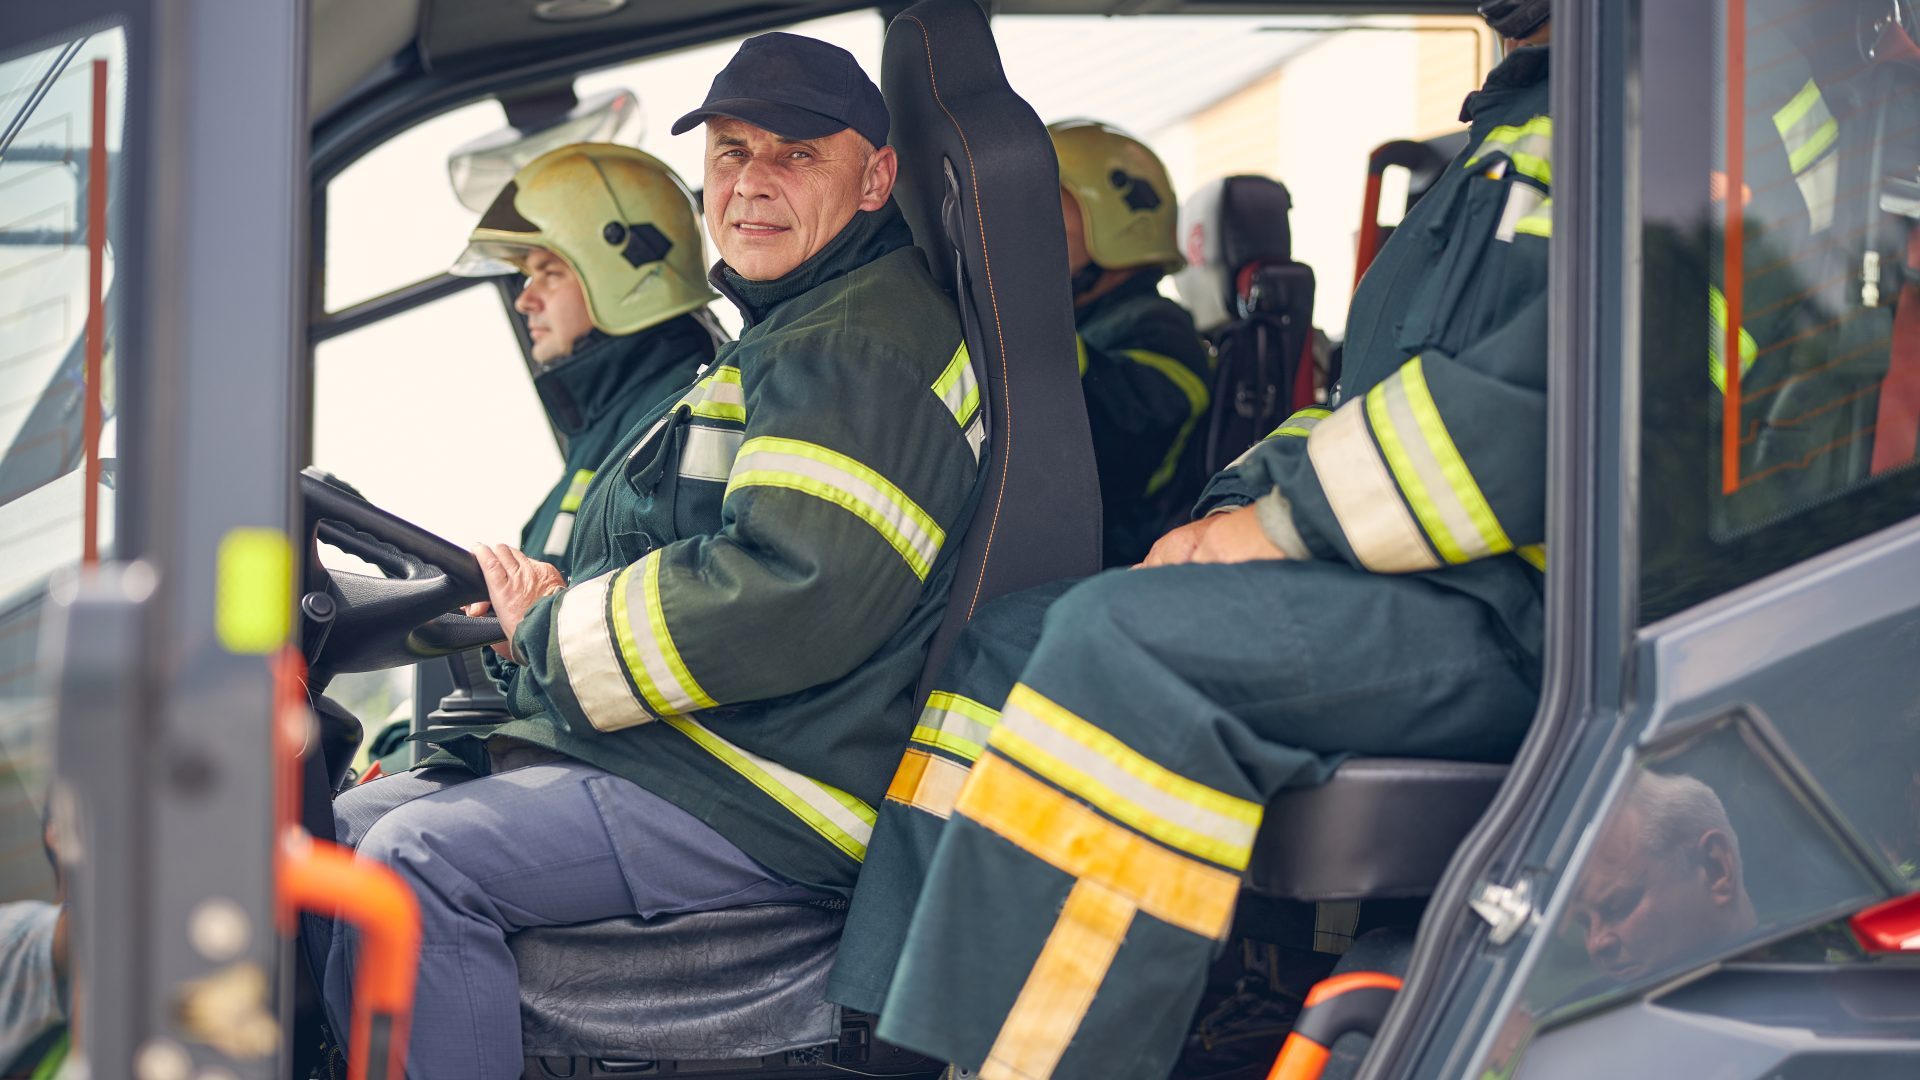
[
  {"x1": 703, "y1": 118, "x2": 896, "y2": 281},
  {"x1": 1571, "y1": 809, "x2": 1746, "y2": 982},
  {"x1": 1060, "y1": 188, "x2": 1092, "y2": 274},
  {"x1": 514, "y1": 248, "x2": 595, "y2": 363}
]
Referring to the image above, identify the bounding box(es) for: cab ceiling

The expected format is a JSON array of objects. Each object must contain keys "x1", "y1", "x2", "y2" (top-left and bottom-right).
[{"x1": 310, "y1": 0, "x2": 1480, "y2": 120}]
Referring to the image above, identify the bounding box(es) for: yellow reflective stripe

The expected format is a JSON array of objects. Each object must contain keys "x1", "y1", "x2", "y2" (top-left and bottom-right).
[
  {"x1": 727, "y1": 436, "x2": 945, "y2": 580},
  {"x1": 1465, "y1": 115, "x2": 1553, "y2": 186},
  {"x1": 990, "y1": 685, "x2": 1262, "y2": 869},
  {"x1": 1075, "y1": 335, "x2": 1089, "y2": 377},
  {"x1": 1367, "y1": 374, "x2": 1470, "y2": 563},
  {"x1": 664, "y1": 715, "x2": 876, "y2": 860},
  {"x1": 886, "y1": 747, "x2": 972, "y2": 819},
  {"x1": 678, "y1": 425, "x2": 743, "y2": 482},
  {"x1": 1513, "y1": 196, "x2": 1553, "y2": 238},
  {"x1": 932, "y1": 342, "x2": 980, "y2": 428},
  {"x1": 1708, "y1": 286, "x2": 1759, "y2": 393},
  {"x1": 685, "y1": 366, "x2": 746, "y2": 422},
  {"x1": 956, "y1": 754, "x2": 1241, "y2": 939},
  {"x1": 1307, "y1": 399, "x2": 1441, "y2": 573},
  {"x1": 1772, "y1": 79, "x2": 1839, "y2": 174},
  {"x1": 911, "y1": 691, "x2": 1001, "y2": 762},
  {"x1": 1127, "y1": 349, "x2": 1212, "y2": 495},
  {"x1": 558, "y1": 469, "x2": 594, "y2": 513},
  {"x1": 604, "y1": 553, "x2": 717, "y2": 717},
  {"x1": 1398, "y1": 359, "x2": 1514, "y2": 557},
  {"x1": 980, "y1": 879, "x2": 1135, "y2": 1080},
  {"x1": 1497, "y1": 185, "x2": 1547, "y2": 242},
  {"x1": 557, "y1": 570, "x2": 656, "y2": 732},
  {"x1": 1269, "y1": 407, "x2": 1331, "y2": 439},
  {"x1": 1517, "y1": 544, "x2": 1547, "y2": 571}
]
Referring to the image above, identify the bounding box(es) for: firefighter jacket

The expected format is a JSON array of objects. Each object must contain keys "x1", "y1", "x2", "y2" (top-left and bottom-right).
[
  {"x1": 1199, "y1": 45, "x2": 1552, "y2": 651},
  {"x1": 480, "y1": 202, "x2": 981, "y2": 893},
  {"x1": 521, "y1": 316, "x2": 715, "y2": 576},
  {"x1": 1077, "y1": 270, "x2": 1214, "y2": 566}
]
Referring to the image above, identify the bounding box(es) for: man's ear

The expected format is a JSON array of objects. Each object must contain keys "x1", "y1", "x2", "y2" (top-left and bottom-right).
[
  {"x1": 1697, "y1": 829, "x2": 1740, "y2": 905},
  {"x1": 860, "y1": 144, "x2": 898, "y2": 211}
]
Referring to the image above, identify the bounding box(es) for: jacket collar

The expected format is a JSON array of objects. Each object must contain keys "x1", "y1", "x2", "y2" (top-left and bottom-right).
[
  {"x1": 534, "y1": 314, "x2": 715, "y2": 437},
  {"x1": 710, "y1": 199, "x2": 914, "y2": 329},
  {"x1": 1075, "y1": 267, "x2": 1165, "y2": 326},
  {"x1": 1460, "y1": 45, "x2": 1551, "y2": 123}
]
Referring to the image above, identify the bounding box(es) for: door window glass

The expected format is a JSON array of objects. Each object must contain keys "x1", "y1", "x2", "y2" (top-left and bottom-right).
[
  {"x1": 1641, "y1": 0, "x2": 1920, "y2": 619},
  {"x1": 0, "y1": 25, "x2": 126, "y2": 902}
]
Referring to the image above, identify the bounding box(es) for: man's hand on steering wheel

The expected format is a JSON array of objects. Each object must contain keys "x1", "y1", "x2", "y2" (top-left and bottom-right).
[{"x1": 472, "y1": 544, "x2": 567, "y2": 661}]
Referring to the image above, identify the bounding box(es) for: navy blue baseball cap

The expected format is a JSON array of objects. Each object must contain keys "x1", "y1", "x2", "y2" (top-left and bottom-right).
[{"x1": 671, "y1": 33, "x2": 889, "y2": 149}]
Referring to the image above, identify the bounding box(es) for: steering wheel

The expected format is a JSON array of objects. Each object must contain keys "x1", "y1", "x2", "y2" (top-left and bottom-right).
[{"x1": 299, "y1": 467, "x2": 504, "y2": 686}]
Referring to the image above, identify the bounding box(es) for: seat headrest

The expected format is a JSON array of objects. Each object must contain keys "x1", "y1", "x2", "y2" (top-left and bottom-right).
[{"x1": 1173, "y1": 174, "x2": 1296, "y2": 334}]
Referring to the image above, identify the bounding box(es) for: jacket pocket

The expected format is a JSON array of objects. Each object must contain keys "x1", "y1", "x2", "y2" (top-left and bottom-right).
[{"x1": 1396, "y1": 168, "x2": 1534, "y2": 358}]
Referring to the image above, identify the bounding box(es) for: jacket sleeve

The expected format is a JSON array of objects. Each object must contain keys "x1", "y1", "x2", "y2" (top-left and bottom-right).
[
  {"x1": 1078, "y1": 301, "x2": 1213, "y2": 498},
  {"x1": 1201, "y1": 200, "x2": 1551, "y2": 573},
  {"x1": 509, "y1": 337, "x2": 978, "y2": 734}
]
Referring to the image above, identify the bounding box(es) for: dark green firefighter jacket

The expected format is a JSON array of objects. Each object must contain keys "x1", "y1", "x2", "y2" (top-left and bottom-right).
[
  {"x1": 470, "y1": 202, "x2": 981, "y2": 894},
  {"x1": 1076, "y1": 271, "x2": 1214, "y2": 566},
  {"x1": 1200, "y1": 44, "x2": 1552, "y2": 656},
  {"x1": 521, "y1": 316, "x2": 716, "y2": 576}
]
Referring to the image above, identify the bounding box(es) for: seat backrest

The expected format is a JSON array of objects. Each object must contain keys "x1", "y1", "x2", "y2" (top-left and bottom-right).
[
  {"x1": 1170, "y1": 174, "x2": 1317, "y2": 483},
  {"x1": 1353, "y1": 131, "x2": 1471, "y2": 290},
  {"x1": 883, "y1": 0, "x2": 1102, "y2": 698}
]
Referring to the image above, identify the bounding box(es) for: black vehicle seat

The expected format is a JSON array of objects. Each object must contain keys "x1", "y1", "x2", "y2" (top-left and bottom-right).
[
  {"x1": 1171, "y1": 174, "x2": 1319, "y2": 484},
  {"x1": 1353, "y1": 131, "x2": 1471, "y2": 291},
  {"x1": 507, "y1": 1, "x2": 1098, "y2": 1074}
]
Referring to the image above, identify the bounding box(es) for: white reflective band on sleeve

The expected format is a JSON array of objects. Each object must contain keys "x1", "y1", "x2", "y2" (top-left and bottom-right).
[
  {"x1": 557, "y1": 571, "x2": 655, "y2": 732},
  {"x1": 1496, "y1": 183, "x2": 1546, "y2": 243},
  {"x1": 543, "y1": 512, "x2": 575, "y2": 557},
  {"x1": 1307, "y1": 401, "x2": 1441, "y2": 573},
  {"x1": 964, "y1": 416, "x2": 986, "y2": 463},
  {"x1": 664, "y1": 715, "x2": 876, "y2": 861},
  {"x1": 727, "y1": 437, "x2": 945, "y2": 580},
  {"x1": 1773, "y1": 79, "x2": 1840, "y2": 234},
  {"x1": 678, "y1": 425, "x2": 744, "y2": 482}
]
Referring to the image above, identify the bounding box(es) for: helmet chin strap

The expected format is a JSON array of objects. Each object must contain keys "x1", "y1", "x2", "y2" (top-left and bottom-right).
[{"x1": 1070, "y1": 261, "x2": 1106, "y2": 301}]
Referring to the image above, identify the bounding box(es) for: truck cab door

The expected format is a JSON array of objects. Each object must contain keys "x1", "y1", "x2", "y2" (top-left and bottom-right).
[{"x1": 1, "y1": 2, "x2": 308, "y2": 1078}]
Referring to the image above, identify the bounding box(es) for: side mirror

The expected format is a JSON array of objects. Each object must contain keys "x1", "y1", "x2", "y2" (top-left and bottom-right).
[{"x1": 446, "y1": 87, "x2": 641, "y2": 212}]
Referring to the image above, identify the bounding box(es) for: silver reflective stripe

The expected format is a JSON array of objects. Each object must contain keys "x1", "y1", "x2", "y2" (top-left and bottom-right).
[
  {"x1": 1773, "y1": 79, "x2": 1839, "y2": 234},
  {"x1": 1307, "y1": 401, "x2": 1440, "y2": 573},
  {"x1": 542, "y1": 512, "x2": 575, "y2": 557},
  {"x1": 1495, "y1": 183, "x2": 1546, "y2": 243},
  {"x1": 1795, "y1": 154, "x2": 1837, "y2": 235},
  {"x1": 622, "y1": 411, "x2": 677, "y2": 465},
  {"x1": 933, "y1": 343, "x2": 980, "y2": 427},
  {"x1": 679, "y1": 425, "x2": 743, "y2": 482},
  {"x1": 964, "y1": 416, "x2": 985, "y2": 463},
  {"x1": 557, "y1": 571, "x2": 653, "y2": 731},
  {"x1": 613, "y1": 555, "x2": 716, "y2": 716},
  {"x1": 1375, "y1": 374, "x2": 1494, "y2": 560},
  {"x1": 913, "y1": 691, "x2": 1001, "y2": 761},
  {"x1": 727, "y1": 438, "x2": 944, "y2": 580},
  {"x1": 664, "y1": 715, "x2": 876, "y2": 859},
  {"x1": 994, "y1": 699, "x2": 1260, "y2": 861}
]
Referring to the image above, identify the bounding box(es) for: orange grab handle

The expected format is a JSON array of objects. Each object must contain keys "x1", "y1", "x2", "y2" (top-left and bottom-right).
[
  {"x1": 279, "y1": 833, "x2": 420, "y2": 1080},
  {"x1": 1268, "y1": 1033, "x2": 1332, "y2": 1080},
  {"x1": 1266, "y1": 971, "x2": 1406, "y2": 1080}
]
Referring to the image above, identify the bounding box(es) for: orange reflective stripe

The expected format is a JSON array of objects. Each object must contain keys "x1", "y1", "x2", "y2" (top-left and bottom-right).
[
  {"x1": 885, "y1": 748, "x2": 970, "y2": 819},
  {"x1": 980, "y1": 879, "x2": 1136, "y2": 1080},
  {"x1": 955, "y1": 755, "x2": 1241, "y2": 939}
]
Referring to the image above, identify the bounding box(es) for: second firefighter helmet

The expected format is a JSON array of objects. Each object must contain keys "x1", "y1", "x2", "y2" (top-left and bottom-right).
[
  {"x1": 451, "y1": 143, "x2": 717, "y2": 336},
  {"x1": 1049, "y1": 120, "x2": 1184, "y2": 276}
]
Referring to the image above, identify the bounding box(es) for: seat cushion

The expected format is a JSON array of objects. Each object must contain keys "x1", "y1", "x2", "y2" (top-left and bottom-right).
[
  {"x1": 1246, "y1": 758, "x2": 1507, "y2": 901},
  {"x1": 511, "y1": 902, "x2": 845, "y2": 1060}
]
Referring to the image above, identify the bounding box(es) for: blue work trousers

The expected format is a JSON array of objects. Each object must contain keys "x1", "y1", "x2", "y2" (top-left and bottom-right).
[{"x1": 302, "y1": 758, "x2": 816, "y2": 1079}]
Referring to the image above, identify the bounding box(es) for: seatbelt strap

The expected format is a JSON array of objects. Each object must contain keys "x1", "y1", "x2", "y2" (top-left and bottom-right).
[{"x1": 1869, "y1": 225, "x2": 1920, "y2": 475}]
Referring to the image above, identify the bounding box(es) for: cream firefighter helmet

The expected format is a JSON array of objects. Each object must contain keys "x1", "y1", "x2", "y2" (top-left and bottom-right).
[
  {"x1": 451, "y1": 143, "x2": 718, "y2": 336},
  {"x1": 1048, "y1": 120, "x2": 1184, "y2": 276}
]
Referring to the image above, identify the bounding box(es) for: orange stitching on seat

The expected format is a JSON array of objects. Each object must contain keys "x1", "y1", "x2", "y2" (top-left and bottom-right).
[{"x1": 901, "y1": 14, "x2": 1017, "y2": 622}]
